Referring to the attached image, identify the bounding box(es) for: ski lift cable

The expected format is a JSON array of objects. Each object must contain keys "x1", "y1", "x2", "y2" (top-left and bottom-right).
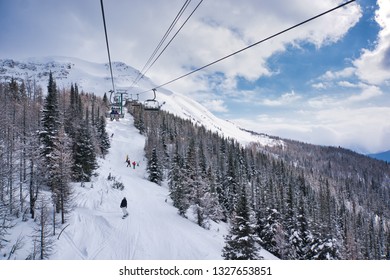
[
  {"x1": 140, "y1": 0, "x2": 204, "y2": 82},
  {"x1": 132, "y1": 0, "x2": 192, "y2": 86},
  {"x1": 100, "y1": 0, "x2": 116, "y2": 93},
  {"x1": 130, "y1": 0, "x2": 193, "y2": 88},
  {"x1": 135, "y1": 0, "x2": 356, "y2": 95},
  {"x1": 142, "y1": 0, "x2": 192, "y2": 73}
]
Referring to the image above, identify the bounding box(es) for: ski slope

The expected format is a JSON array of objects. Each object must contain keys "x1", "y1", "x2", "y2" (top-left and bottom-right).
[{"x1": 50, "y1": 112, "x2": 277, "y2": 260}]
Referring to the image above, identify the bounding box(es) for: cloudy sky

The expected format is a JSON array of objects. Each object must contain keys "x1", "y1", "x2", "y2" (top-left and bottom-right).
[{"x1": 1, "y1": 0, "x2": 389, "y2": 154}]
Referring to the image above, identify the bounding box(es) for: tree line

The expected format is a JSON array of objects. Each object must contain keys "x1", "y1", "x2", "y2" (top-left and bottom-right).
[
  {"x1": 0, "y1": 74, "x2": 110, "y2": 259},
  {"x1": 130, "y1": 103, "x2": 390, "y2": 260}
]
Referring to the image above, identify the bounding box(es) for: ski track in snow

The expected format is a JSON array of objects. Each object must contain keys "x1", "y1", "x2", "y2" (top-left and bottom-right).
[{"x1": 51, "y1": 112, "x2": 228, "y2": 260}]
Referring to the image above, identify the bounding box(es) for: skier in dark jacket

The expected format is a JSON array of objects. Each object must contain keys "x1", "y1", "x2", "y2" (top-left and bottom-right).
[{"x1": 120, "y1": 197, "x2": 128, "y2": 218}]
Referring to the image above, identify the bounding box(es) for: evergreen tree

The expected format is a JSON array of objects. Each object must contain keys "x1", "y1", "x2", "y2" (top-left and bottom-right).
[
  {"x1": 39, "y1": 72, "x2": 60, "y2": 162},
  {"x1": 288, "y1": 198, "x2": 313, "y2": 259},
  {"x1": 96, "y1": 115, "x2": 110, "y2": 156},
  {"x1": 147, "y1": 147, "x2": 163, "y2": 185},
  {"x1": 258, "y1": 207, "x2": 287, "y2": 259},
  {"x1": 72, "y1": 121, "x2": 97, "y2": 182},
  {"x1": 102, "y1": 92, "x2": 109, "y2": 106},
  {"x1": 39, "y1": 72, "x2": 63, "y2": 211},
  {"x1": 220, "y1": 150, "x2": 239, "y2": 215},
  {"x1": 310, "y1": 236, "x2": 341, "y2": 260},
  {"x1": 222, "y1": 187, "x2": 262, "y2": 260},
  {"x1": 168, "y1": 146, "x2": 189, "y2": 216},
  {"x1": 201, "y1": 167, "x2": 224, "y2": 226}
]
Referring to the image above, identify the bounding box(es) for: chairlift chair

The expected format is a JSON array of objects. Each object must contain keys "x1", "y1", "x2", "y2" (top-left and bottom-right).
[
  {"x1": 131, "y1": 94, "x2": 141, "y2": 107},
  {"x1": 144, "y1": 89, "x2": 160, "y2": 111}
]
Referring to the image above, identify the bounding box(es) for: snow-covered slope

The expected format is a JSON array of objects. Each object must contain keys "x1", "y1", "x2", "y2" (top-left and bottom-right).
[
  {"x1": 2, "y1": 111, "x2": 277, "y2": 260},
  {"x1": 0, "y1": 56, "x2": 280, "y2": 260},
  {"x1": 46, "y1": 112, "x2": 276, "y2": 260},
  {"x1": 0, "y1": 56, "x2": 282, "y2": 148}
]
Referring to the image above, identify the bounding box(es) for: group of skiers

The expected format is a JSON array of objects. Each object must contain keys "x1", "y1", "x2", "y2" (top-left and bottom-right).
[
  {"x1": 125, "y1": 155, "x2": 139, "y2": 169},
  {"x1": 110, "y1": 108, "x2": 120, "y2": 121}
]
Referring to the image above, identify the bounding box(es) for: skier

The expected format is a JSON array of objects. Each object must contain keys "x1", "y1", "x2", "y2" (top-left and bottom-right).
[
  {"x1": 132, "y1": 161, "x2": 136, "y2": 169},
  {"x1": 125, "y1": 155, "x2": 131, "y2": 167},
  {"x1": 120, "y1": 197, "x2": 129, "y2": 218}
]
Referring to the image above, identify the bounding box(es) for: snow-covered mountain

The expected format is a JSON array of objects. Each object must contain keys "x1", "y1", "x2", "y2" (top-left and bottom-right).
[
  {"x1": 0, "y1": 56, "x2": 146, "y2": 94},
  {"x1": 0, "y1": 56, "x2": 282, "y2": 148}
]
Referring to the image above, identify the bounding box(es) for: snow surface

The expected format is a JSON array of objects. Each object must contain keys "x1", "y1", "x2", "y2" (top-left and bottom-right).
[{"x1": 39, "y1": 112, "x2": 276, "y2": 260}]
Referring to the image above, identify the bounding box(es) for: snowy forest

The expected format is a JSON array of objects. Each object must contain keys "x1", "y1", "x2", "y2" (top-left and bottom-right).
[
  {"x1": 0, "y1": 74, "x2": 110, "y2": 259},
  {"x1": 1, "y1": 75, "x2": 390, "y2": 260},
  {"x1": 130, "y1": 102, "x2": 390, "y2": 260}
]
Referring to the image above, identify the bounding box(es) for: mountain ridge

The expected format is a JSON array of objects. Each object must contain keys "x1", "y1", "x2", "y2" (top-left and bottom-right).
[
  {"x1": 1, "y1": 56, "x2": 389, "y2": 156},
  {"x1": 0, "y1": 56, "x2": 282, "y2": 148}
]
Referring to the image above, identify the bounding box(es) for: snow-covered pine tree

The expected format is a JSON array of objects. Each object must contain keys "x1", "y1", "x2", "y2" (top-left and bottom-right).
[
  {"x1": 201, "y1": 167, "x2": 224, "y2": 226},
  {"x1": 168, "y1": 145, "x2": 190, "y2": 216},
  {"x1": 147, "y1": 147, "x2": 163, "y2": 185},
  {"x1": 64, "y1": 83, "x2": 81, "y2": 137},
  {"x1": 39, "y1": 72, "x2": 64, "y2": 212},
  {"x1": 39, "y1": 72, "x2": 60, "y2": 161},
  {"x1": 222, "y1": 186, "x2": 262, "y2": 260},
  {"x1": 223, "y1": 149, "x2": 239, "y2": 215},
  {"x1": 96, "y1": 115, "x2": 110, "y2": 157},
  {"x1": 102, "y1": 92, "x2": 108, "y2": 106},
  {"x1": 72, "y1": 119, "x2": 97, "y2": 182},
  {"x1": 258, "y1": 207, "x2": 287, "y2": 259}
]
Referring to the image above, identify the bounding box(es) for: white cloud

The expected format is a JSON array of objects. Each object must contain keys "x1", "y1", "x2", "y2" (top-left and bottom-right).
[
  {"x1": 346, "y1": 84, "x2": 382, "y2": 102},
  {"x1": 337, "y1": 80, "x2": 359, "y2": 88},
  {"x1": 320, "y1": 67, "x2": 356, "y2": 81},
  {"x1": 307, "y1": 83, "x2": 383, "y2": 109},
  {"x1": 233, "y1": 106, "x2": 390, "y2": 153},
  {"x1": 262, "y1": 90, "x2": 302, "y2": 106},
  {"x1": 312, "y1": 82, "x2": 329, "y2": 89},
  {"x1": 353, "y1": 0, "x2": 390, "y2": 85}
]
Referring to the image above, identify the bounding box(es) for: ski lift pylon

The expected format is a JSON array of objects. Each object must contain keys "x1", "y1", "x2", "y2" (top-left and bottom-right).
[{"x1": 106, "y1": 89, "x2": 128, "y2": 119}]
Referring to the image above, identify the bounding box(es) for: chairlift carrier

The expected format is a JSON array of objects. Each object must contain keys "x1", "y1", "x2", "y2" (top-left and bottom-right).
[
  {"x1": 144, "y1": 89, "x2": 160, "y2": 111},
  {"x1": 106, "y1": 89, "x2": 128, "y2": 119}
]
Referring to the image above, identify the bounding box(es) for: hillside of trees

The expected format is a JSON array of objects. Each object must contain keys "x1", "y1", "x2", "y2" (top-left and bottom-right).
[
  {"x1": 0, "y1": 74, "x2": 110, "y2": 259},
  {"x1": 130, "y1": 103, "x2": 390, "y2": 260}
]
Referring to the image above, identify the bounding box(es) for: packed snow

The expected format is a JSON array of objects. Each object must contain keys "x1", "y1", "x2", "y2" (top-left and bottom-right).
[{"x1": 2, "y1": 111, "x2": 277, "y2": 260}]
